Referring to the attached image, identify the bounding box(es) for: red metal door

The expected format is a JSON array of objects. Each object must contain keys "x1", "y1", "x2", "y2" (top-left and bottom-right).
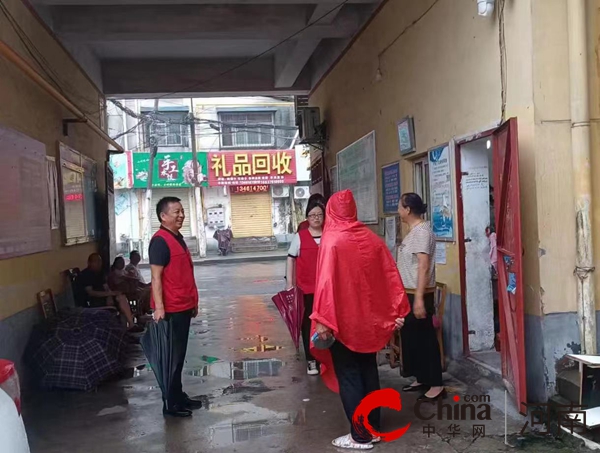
[{"x1": 493, "y1": 118, "x2": 527, "y2": 414}]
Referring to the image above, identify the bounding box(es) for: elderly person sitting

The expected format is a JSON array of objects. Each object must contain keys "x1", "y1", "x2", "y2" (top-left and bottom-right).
[{"x1": 76, "y1": 253, "x2": 142, "y2": 332}]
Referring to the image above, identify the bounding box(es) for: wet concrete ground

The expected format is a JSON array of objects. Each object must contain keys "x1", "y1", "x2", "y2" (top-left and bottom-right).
[{"x1": 23, "y1": 262, "x2": 591, "y2": 452}]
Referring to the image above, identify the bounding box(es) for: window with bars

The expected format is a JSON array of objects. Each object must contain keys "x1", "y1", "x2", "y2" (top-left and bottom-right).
[
  {"x1": 413, "y1": 157, "x2": 431, "y2": 220},
  {"x1": 219, "y1": 112, "x2": 275, "y2": 148},
  {"x1": 144, "y1": 112, "x2": 189, "y2": 148}
]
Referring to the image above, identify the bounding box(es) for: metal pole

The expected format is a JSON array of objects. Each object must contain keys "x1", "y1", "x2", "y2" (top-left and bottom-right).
[
  {"x1": 141, "y1": 99, "x2": 159, "y2": 258},
  {"x1": 567, "y1": 0, "x2": 596, "y2": 354},
  {"x1": 190, "y1": 101, "x2": 207, "y2": 258}
]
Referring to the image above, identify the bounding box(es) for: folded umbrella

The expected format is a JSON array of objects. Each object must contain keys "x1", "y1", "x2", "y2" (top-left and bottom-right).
[
  {"x1": 140, "y1": 320, "x2": 175, "y2": 405},
  {"x1": 271, "y1": 287, "x2": 304, "y2": 351}
]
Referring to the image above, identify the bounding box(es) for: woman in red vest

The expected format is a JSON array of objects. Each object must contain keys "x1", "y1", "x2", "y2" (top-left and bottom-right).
[{"x1": 286, "y1": 197, "x2": 325, "y2": 375}]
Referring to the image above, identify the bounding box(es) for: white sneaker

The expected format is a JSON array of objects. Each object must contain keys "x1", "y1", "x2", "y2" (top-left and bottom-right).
[
  {"x1": 307, "y1": 360, "x2": 319, "y2": 375},
  {"x1": 332, "y1": 434, "x2": 374, "y2": 450},
  {"x1": 371, "y1": 437, "x2": 381, "y2": 443}
]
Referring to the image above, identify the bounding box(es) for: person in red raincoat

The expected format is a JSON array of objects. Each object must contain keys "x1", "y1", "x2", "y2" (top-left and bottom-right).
[{"x1": 310, "y1": 190, "x2": 410, "y2": 450}]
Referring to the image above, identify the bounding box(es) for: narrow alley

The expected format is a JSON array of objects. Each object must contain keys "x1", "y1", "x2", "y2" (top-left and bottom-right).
[{"x1": 22, "y1": 261, "x2": 590, "y2": 453}]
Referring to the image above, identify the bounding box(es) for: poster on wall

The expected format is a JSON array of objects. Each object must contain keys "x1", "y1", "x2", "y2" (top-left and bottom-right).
[
  {"x1": 428, "y1": 144, "x2": 454, "y2": 241},
  {"x1": 385, "y1": 216, "x2": 397, "y2": 253},
  {"x1": 109, "y1": 152, "x2": 133, "y2": 189},
  {"x1": 382, "y1": 162, "x2": 401, "y2": 214},
  {"x1": 397, "y1": 117, "x2": 416, "y2": 156},
  {"x1": 336, "y1": 131, "x2": 378, "y2": 224},
  {"x1": 0, "y1": 125, "x2": 51, "y2": 259}
]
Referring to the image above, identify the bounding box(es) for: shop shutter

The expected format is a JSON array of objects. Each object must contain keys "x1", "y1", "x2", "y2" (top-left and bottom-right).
[
  {"x1": 151, "y1": 189, "x2": 193, "y2": 238},
  {"x1": 230, "y1": 192, "x2": 273, "y2": 238}
]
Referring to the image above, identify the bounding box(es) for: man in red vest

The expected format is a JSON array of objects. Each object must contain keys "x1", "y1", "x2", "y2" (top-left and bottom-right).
[{"x1": 149, "y1": 196, "x2": 203, "y2": 418}]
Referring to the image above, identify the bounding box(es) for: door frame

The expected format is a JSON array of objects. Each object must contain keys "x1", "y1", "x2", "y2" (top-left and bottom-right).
[{"x1": 454, "y1": 127, "x2": 497, "y2": 357}]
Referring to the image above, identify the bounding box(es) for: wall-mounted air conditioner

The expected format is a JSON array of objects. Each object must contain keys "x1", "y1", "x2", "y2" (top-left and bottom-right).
[
  {"x1": 294, "y1": 186, "x2": 310, "y2": 200},
  {"x1": 296, "y1": 107, "x2": 321, "y2": 144},
  {"x1": 271, "y1": 186, "x2": 290, "y2": 198}
]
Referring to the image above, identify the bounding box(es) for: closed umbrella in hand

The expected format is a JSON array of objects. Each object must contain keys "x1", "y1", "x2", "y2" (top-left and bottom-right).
[
  {"x1": 271, "y1": 287, "x2": 304, "y2": 351},
  {"x1": 140, "y1": 320, "x2": 175, "y2": 406}
]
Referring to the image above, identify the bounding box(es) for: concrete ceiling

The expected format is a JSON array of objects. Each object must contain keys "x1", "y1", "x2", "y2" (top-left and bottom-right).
[{"x1": 29, "y1": 0, "x2": 382, "y2": 97}]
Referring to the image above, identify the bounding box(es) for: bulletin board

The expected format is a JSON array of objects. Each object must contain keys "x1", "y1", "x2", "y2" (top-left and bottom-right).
[
  {"x1": 0, "y1": 125, "x2": 51, "y2": 259},
  {"x1": 58, "y1": 142, "x2": 98, "y2": 246},
  {"x1": 336, "y1": 131, "x2": 378, "y2": 224}
]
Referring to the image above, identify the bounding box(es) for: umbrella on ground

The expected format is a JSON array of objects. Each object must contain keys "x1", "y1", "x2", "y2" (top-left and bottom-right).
[
  {"x1": 57, "y1": 315, "x2": 128, "y2": 362},
  {"x1": 31, "y1": 321, "x2": 124, "y2": 391},
  {"x1": 271, "y1": 287, "x2": 304, "y2": 351},
  {"x1": 140, "y1": 320, "x2": 175, "y2": 405}
]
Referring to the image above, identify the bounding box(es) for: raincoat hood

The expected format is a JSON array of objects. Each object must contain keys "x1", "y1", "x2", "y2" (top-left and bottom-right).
[
  {"x1": 325, "y1": 190, "x2": 358, "y2": 226},
  {"x1": 310, "y1": 190, "x2": 410, "y2": 393}
]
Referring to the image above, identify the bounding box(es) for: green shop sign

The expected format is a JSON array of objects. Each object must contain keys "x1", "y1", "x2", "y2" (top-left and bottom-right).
[{"x1": 132, "y1": 152, "x2": 208, "y2": 188}]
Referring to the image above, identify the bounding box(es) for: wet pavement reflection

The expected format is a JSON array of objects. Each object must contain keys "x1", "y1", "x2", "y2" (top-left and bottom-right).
[{"x1": 21, "y1": 262, "x2": 590, "y2": 453}]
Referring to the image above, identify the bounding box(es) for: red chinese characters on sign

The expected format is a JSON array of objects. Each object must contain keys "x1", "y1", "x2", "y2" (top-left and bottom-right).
[
  {"x1": 230, "y1": 185, "x2": 270, "y2": 194},
  {"x1": 65, "y1": 193, "x2": 83, "y2": 202},
  {"x1": 208, "y1": 150, "x2": 297, "y2": 186}
]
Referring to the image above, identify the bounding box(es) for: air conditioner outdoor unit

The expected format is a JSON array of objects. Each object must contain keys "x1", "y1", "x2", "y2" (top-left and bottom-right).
[
  {"x1": 294, "y1": 186, "x2": 310, "y2": 200},
  {"x1": 271, "y1": 186, "x2": 290, "y2": 198},
  {"x1": 296, "y1": 107, "x2": 321, "y2": 144}
]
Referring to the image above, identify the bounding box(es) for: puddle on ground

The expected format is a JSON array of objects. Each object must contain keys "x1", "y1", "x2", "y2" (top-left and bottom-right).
[
  {"x1": 184, "y1": 358, "x2": 284, "y2": 380},
  {"x1": 207, "y1": 403, "x2": 298, "y2": 447}
]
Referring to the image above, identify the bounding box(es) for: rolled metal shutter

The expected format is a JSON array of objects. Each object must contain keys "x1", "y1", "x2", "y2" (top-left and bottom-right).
[
  {"x1": 230, "y1": 192, "x2": 273, "y2": 238},
  {"x1": 151, "y1": 189, "x2": 193, "y2": 237}
]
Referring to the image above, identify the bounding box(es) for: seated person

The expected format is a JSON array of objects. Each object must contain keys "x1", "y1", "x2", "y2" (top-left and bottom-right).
[
  {"x1": 76, "y1": 253, "x2": 142, "y2": 332},
  {"x1": 124, "y1": 251, "x2": 152, "y2": 314},
  {"x1": 124, "y1": 250, "x2": 149, "y2": 286}
]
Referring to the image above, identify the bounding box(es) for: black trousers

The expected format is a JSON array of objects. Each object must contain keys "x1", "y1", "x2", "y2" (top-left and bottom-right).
[
  {"x1": 330, "y1": 341, "x2": 380, "y2": 443},
  {"x1": 302, "y1": 294, "x2": 315, "y2": 362},
  {"x1": 400, "y1": 293, "x2": 443, "y2": 387},
  {"x1": 164, "y1": 309, "x2": 193, "y2": 409}
]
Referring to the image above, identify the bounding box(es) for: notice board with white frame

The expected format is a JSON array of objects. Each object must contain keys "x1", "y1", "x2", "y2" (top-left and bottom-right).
[
  {"x1": 336, "y1": 131, "x2": 378, "y2": 224},
  {"x1": 0, "y1": 125, "x2": 51, "y2": 259}
]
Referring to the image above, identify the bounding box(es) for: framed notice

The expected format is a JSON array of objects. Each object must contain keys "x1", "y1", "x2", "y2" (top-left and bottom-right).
[
  {"x1": 428, "y1": 144, "x2": 454, "y2": 241},
  {"x1": 397, "y1": 117, "x2": 416, "y2": 156},
  {"x1": 337, "y1": 131, "x2": 378, "y2": 224},
  {"x1": 382, "y1": 162, "x2": 401, "y2": 214}
]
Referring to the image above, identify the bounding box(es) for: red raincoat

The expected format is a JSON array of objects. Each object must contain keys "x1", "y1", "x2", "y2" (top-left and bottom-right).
[{"x1": 309, "y1": 190, "x2": 410, "y2": 393}]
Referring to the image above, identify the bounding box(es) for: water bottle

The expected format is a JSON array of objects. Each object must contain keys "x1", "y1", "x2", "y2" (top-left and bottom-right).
[{"x1": 311, "y1": 331, "x2": 335, "y2": 349}]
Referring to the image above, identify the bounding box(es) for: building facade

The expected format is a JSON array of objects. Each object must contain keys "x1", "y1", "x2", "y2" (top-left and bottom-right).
[{"x1": 108, "y1": 97, "x2": 310, "y2": 257}]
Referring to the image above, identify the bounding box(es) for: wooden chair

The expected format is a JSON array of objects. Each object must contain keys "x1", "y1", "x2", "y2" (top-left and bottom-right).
[
  {"x1": 38, "y1": 289, "x2": 58, "y2": 322},
  {"x1": 387, "y1": 282, "x2": 448, "y2": 373}
]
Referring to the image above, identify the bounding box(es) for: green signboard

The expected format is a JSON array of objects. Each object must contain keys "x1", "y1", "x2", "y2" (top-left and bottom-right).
[{"x1": 132, "y1": 152, "x2": 208, "y2": 188}]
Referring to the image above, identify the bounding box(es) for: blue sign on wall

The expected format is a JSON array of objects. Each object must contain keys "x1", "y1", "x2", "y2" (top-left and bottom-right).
[{"x1": 382, "y1": 162, "x2": 401, "y2": 214}]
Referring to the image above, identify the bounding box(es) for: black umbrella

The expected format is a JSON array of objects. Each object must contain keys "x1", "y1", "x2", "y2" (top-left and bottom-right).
[
  {"x1": 32, "y1": 321, "x2": 122, "y2": 391},
  {"x1": 140, "y1": 320, "x2": 175, "y2": 406}
]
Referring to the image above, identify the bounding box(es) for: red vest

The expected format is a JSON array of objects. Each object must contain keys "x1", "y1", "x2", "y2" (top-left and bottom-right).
[
  {"x1": 296, "y1": 228, "x2": 319, "y2": 295},
  {"x1": 150, "y1": 228, "x2": 198, "y2": 313}
]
